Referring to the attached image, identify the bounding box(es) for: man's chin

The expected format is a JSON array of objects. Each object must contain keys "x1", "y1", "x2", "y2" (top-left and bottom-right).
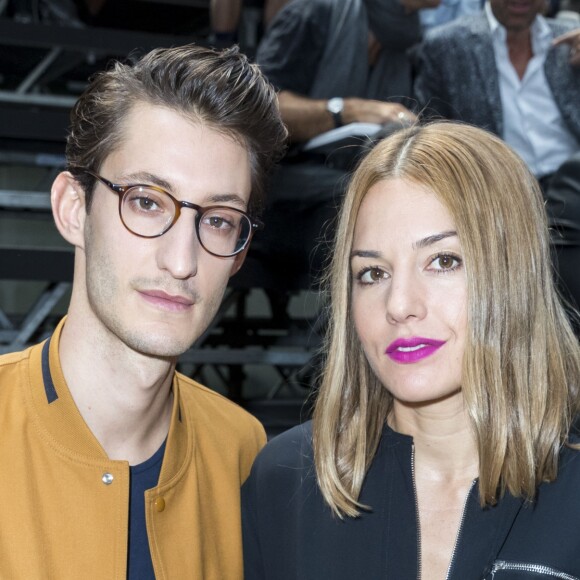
[
  {"x1": 125, "y1": 333, "x2": 195, "y2": 360},
  {"x1": 505, "y1": 14, "x2": 535, "y2": 30}
]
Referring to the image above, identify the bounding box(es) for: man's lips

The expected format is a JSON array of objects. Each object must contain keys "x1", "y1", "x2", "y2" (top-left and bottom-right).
[
  {"x1": 139, "y1": 290, "x2": 195, "y2": 311},
  {"x1": 385, "y1": 337, "x2": 446, "y2": 364},
  {"x1": 507, "y1": 1, "x2": 534, "y2": 13}
]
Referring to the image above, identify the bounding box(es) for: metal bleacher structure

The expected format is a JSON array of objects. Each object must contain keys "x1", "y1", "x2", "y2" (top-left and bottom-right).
[{"x1": 0, "y1": 1, "x2": 320, "y2": 430}]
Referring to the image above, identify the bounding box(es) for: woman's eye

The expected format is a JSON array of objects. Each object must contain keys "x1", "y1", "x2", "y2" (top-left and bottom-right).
[
  {"x1": 358, "y1": 267, "x2": 386, "y2": 284},
  {"x1": 430, "y1": 253, "x2": 461, "y2": 272}
]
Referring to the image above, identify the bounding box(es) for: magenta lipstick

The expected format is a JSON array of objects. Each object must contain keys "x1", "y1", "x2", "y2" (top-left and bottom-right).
[{"x1": 385, "y1": 337, "x2": 446, "y2": 364}]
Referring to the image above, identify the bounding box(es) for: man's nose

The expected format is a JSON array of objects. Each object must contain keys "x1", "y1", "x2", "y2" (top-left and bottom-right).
[{"x1": 156, "y1": 214, "x2": 199, "y2": 280}]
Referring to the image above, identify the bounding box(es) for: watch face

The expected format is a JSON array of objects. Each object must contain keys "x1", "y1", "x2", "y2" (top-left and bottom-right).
[{"x1": 327, "y1": 98, "x2": 344, "y2": 114}]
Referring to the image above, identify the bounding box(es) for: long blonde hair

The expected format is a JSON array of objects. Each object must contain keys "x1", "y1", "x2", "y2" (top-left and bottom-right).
[{"x1": 313, "y1": 122, "x2": 580, "y2": 518}]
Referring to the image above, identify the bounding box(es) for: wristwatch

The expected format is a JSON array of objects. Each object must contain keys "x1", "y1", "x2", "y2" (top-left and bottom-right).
[{"x1": 326, "y1": 97, "x2": 344, "y2": 128}]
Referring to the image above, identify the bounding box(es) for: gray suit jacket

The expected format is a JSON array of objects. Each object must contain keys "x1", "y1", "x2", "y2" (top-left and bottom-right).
[
  {"x1": 257, "y1": 0, "x2": 421, "y2": 104},
  {"x1": 413, "y1": 13, "x2": 580, "y2": 142}
]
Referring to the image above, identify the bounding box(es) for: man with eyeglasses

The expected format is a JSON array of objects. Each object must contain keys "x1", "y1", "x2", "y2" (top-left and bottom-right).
[{"x1": 0, "y1": 45, "x2": 286, "y2": 579}]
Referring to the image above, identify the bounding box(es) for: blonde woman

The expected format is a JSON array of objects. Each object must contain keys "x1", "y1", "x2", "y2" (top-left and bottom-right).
[{"x1": 242, "y1": 122, "x2": 580, "y2": 580}]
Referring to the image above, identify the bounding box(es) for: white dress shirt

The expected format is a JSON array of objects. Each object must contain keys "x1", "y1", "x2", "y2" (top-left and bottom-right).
[{"x1": 486, "y1": 2, "x2": 579, "y2": 177}]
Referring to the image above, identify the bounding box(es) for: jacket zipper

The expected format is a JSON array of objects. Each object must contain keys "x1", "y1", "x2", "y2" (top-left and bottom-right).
[
  {"x1": 411, "y1": 445, "x2": 422, "y2": 580},
  {"x1": 445, "y1": 479, "x2": 477, "y2": 580},
  {"x1": 490, "y1": 561, "x2": 580, "y2": 579}
]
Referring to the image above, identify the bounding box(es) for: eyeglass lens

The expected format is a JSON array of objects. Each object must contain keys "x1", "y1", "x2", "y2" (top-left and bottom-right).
[{"x1": 121, "y1": 186, "x2": 252, "y2": 257}]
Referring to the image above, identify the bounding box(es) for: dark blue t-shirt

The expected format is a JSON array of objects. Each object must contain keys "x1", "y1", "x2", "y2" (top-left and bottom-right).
[{"x1": 127, "y1": 439, "x2": 166, "y2": 579}]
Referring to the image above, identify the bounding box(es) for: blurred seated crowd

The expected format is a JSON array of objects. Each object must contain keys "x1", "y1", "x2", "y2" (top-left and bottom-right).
[
  {"x1": 3, "y1": 0, "x2": 580, "y2": 324},
  {"x1": 212, "y1": 0, "x2": 580, "y2": 330}
]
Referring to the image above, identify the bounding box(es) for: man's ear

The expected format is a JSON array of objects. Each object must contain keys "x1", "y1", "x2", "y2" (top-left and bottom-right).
[
  {"x1": 51, "y1": 171, "x2": 87, "y2": 249},
  {"x1": 230, "y1": 245, "x2": 250, "y2": 277}
]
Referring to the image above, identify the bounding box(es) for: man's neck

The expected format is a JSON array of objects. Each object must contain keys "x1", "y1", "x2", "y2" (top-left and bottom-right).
[
  {"x1": 58, "y1": 310, "x2": 175, "y2": 465},
  {"x1": 506, "y1": 27, "x2": 533, "y2": 79}
]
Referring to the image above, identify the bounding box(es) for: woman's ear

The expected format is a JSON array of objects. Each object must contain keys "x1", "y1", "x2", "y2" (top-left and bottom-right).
[{"x1": 51, "y1": 172, "x2": 87, "y2": 249}]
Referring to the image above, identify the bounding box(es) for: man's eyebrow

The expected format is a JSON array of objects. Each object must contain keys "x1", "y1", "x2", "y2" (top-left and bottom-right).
[
  {"x1": 119, "y1": 171, "x2": 248, "y2": 209},
  {"x1": 413, "y1": 230, "x2": 457, "y2": 250},
  {"x1": 204, "y1": 193, "x2": 248, "y2": 208},
  {"x1": 121, "y1": 171, "x2": 173, "y2": 191}
]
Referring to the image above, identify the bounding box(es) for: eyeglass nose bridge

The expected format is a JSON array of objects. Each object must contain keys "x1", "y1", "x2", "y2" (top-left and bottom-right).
[
  {"x1": 174, "y1": 199, "x2": 204, "y2": 216},
  {"x1": 167, "y1": 199, "x2": 208, "y2": 250},
  {"x1": 165, "y1": 198, "x2": 223, "y2": 242},
  {"x1": 172, "y1": 199, "x2": 205, "y2": 227}
]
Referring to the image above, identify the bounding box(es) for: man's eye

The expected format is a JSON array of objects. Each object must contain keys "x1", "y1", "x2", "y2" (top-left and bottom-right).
[
  {"x1": 125, "y1": 188, "x2": 166, "y2": 214},
  {"x1": 137, "y1": 197, "x2": 158, "y2": 211},
  {"x1": 202, "y1": 213, "x2": 237, "y2": 230},
  {"x1": 207, "y1": 216, "x2": 227, "y2": 228}
]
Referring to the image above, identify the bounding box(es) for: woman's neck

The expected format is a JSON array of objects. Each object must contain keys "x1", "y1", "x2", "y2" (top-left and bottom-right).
[{"x1": 390, "y1": 394, "x2": 479, "y2": 480}]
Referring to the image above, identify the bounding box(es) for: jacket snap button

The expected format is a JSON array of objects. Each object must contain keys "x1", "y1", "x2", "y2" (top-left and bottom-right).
[
  {"x1": 101, "y1": 473, "x2": 114, "y2": 485},
  {"x1": 155, "y1": 497, "x2": 166, "y2": 512}
]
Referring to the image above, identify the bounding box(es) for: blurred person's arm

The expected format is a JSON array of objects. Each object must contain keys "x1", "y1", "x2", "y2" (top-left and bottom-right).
[
  {"x1": 278, "y1": 91, "x2": 416, "y2": 142},
  {"x1": 553, "y1": 28, "x2": 580, "y2": 67}
]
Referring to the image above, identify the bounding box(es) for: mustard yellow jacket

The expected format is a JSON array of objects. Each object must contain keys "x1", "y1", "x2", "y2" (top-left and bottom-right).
[{"x1": 0, "y1": 319, "x2": 266, "y2": 579}]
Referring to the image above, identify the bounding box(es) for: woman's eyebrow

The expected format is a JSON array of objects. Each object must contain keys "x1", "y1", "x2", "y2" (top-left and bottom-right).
[
  {"x1": 350, "y1": 249, "x2": 382, "y2": 260},
  {"x1": 350, "y1": 231, "x2": 458, "y2": 260},
  {"x1": 413, "y1": 230, "x2": 457, "y2": 250}
]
